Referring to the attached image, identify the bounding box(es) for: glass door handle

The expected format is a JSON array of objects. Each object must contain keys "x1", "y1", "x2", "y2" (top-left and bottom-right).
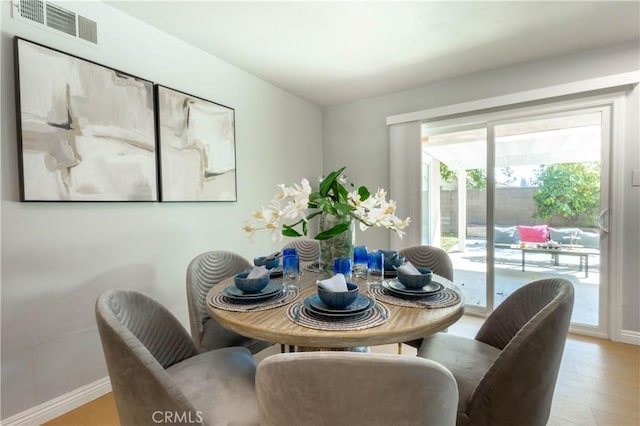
[{"x1": 598, "y1": 209, "x2": 609, "y2": 233}]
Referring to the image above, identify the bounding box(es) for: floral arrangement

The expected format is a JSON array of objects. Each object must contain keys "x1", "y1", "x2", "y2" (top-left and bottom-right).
[{"x1": 243, "y1": 166, "x2": 410, "y2": 241}]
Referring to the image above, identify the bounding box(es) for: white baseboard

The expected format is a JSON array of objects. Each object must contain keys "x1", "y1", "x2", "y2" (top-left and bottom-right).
[
  {"x1": 620, "y1": 329, "x2": 640, "y2": 346},
  {"x1": 1, "y1": 377, "x2": 111, "y2": 426}
]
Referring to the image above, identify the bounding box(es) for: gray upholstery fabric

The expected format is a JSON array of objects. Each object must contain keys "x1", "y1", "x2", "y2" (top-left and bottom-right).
[
  {"x1": 494, "y1": 226, "x2": 520, "y2": 244},
  {"x1": 282, "y1": 238, "x2": 321, "y2": 262},
  {"x1": 96, "y1": 289, "x2": 259, "y2": 426},
  {"x1": 186, "y1": 250, "x2": 272, "y2": 354},
  {"x1": 256, "y1": 352, "x2": 458, "y2": 426},
  {"x1": 418, "y1": 278, "x2": 574, "y2": 426},
  {"x1": 577, "y1": 229, "x2": 600, "y2": 249},
  {"x1": 399, "y1": 245, "x2": 454, "y2": 348},
  {"x1": 548, "y1": 227, "x2": 580, "y2": 243},
  {"x1": 417, "y1": 334, "x2": 501, "y2": 418},
  {"x1": 166, "y1": 348, "x2": 259, "y2": 426},
  {"x1": 399, "y1": 245, "x2": 454, "y2": 281}
]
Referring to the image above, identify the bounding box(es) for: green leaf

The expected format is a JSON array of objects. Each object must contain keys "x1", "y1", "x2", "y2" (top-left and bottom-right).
[
  {"x1": 319, "y1": 167, "x2": 346, "y2": 197},
  {"x1": 357, "y1": 186, "x2": 370, "y2": 201},
  {"x1": 336, "y1": 181, "x2": 349, "y2": 202},
  {"x1": 282, "y1": 226, "x2": 302, "y2": 237},
  {"x1": 315, "y1": 221, "x2": 352, "y2": 240},
  {"x1": 309, "y1": 192, "x2": 322, "y2": 203},
  {"x1": 334, "y1": 202, "x2": 351, "y2": 217},
  {"x1": 316, "y1": 198, "x2": 332, "y2": 211}
]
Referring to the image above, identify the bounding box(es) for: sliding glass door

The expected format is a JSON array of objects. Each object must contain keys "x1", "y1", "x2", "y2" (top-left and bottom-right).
[
  {"x1": 422, "y1": 101, "x2": 610, "y2": 334},
  {"x1": 422, "y1": 127, "x2": 488, "y2": 310}
]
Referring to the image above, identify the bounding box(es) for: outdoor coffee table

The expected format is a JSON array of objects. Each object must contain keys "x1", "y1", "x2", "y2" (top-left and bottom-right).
[{"x1": 519, "y1": 246, "x2": 598, "y2": 277}]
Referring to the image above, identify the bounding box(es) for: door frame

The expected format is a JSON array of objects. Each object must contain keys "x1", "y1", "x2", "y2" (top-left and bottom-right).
[{"x1": 420, "y1": 91, "x2": 627, "y2": 339}]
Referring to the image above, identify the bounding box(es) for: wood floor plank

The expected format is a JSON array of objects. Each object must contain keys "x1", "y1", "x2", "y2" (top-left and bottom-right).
[
  {"x1": 592, "y1": 407, "x2": 640, "y2": 426},
  {"x1": 70, "y1": 394, "x2": 119, "y2": 426},
  {"x1": 41, "y1": 412, "x2": 84, "y2": 426},
  {"x1": 549, "y1": 398, "x2": 599, "y2": 425}
]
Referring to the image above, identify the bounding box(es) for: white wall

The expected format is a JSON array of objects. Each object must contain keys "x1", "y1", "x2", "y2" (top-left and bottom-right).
[
  {"x1": 1, "y1": 1, "x2": 322, "y2": 419},
  {"x1": 324, "y1": 41, "x2": 640, "y2": 332}
]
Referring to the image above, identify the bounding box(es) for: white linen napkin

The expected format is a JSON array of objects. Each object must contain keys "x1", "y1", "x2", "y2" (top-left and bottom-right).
[
  {"x1": 247, "y1": 265, "x2": 269, "y2": 279},
  {"x1": 397, "y1": 261, "x2": 421, "y2": 275},
  {"x1": 316, "y1": 273, "x2": 348, "y2": 292}
]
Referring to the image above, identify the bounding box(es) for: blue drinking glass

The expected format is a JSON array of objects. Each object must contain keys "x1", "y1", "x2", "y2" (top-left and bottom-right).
[
  {"x1": 282, "y1": 248, "x2": 297, "y2": 257},
  {"x1": 282, "y1": 254, "x2": 300, "y2": 290},
  {"x1": 333, "y1": 257, "x2": 352, "y2": 281},
  {"x1": 353, "y1": 245, "x2": 368, "y2": 278},
  {"x1": 367, "y1": 251, "x2": 384, "y2": 286}
]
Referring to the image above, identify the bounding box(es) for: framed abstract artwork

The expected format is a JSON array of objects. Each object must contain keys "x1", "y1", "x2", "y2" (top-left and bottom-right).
[
  {"x1": 155, "y1": 85, "x2": 237, "y2": 202},
  {"x1": 14, "y1": 37, "x2": 158, "y2": 202}
]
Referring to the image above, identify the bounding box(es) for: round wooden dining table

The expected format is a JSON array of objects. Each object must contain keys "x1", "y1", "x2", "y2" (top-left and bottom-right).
[{"x1": 207, "y1": 266, "x2": 465, "y2": 350}]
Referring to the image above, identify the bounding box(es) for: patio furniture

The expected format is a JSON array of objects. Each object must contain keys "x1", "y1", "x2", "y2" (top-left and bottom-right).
[
  {"x1": 187, "y1": 250, "x2": 273, "y2": 354},
  {"x1": 519, "y1": 246, "x2": 598, "y2": 277},
  {"x1": 95, "y1": 289, "x2": 259, "y2": 426},
  {"x1": 418, "y1": 278, "x2": 574, "y2": 426},
  {"x1": 282, "y1": 238, "x2": 320, "y2": 262},
  {"x1": 399, "y1": 245, "x2": 454, "y2": 350},
  {"x1": 256, "y1": 352, "x2": 459, "y2": 426}
]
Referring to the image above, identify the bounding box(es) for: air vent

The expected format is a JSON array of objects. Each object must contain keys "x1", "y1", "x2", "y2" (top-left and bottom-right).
[
  {"x1": 11, "y1": 0, "x2": 98, "y2": 45},
  {"x1": 17, "y1": 0, "x2": 44, "y2": 24},
  {"x1": 78, "y1": 16, "x2": 97, "y2": 44},
  {"x1": 45, "y1": 2, "x2": 76, "y2": 36}
]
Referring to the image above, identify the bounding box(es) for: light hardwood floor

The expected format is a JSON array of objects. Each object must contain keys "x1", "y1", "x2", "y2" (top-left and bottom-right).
[{"x1": 43, "y1": 315, "x2": 639, "y2": 426}]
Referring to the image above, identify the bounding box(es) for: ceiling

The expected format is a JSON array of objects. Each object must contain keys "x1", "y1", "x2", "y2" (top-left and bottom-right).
[{"x1": 107, "y1": 1, "x2": 640, "y2": 107}]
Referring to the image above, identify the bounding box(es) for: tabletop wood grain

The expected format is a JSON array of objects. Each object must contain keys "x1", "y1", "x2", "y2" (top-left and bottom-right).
[{"x1": 207, "y1": 268, "x2": 464, "y2": 348}]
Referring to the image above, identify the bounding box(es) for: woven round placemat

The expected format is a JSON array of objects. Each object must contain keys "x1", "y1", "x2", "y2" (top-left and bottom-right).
[
  {"x1": 287, "y1": 299, "x2": 389, "y2": 331},
  {"x1": 209, "y1": 287, "x2": 298, "y2": 312},
  {"x1": 369, "y1": 284, "x2": 461, "y2": 309}
]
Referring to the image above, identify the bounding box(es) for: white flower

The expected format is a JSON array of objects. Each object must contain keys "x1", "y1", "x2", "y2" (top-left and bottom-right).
[{"x1": 243, "y1": 168, "x2": 410, "y2": 240}]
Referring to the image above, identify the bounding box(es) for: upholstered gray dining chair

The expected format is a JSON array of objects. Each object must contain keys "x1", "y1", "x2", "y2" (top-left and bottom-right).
[
  {"x1": 186, "y1": 250, "x2": 272, "y2": 354},
  {"x1": 398, "y1": 245, "x2": 454, "y2": 351},
  {"x1": 399, "y1": 245, "x2": 454, "y2": 281},
  {"x1": 256, "y1": 351, "x2": 458, "y2": 426},
  {"x1": 282, "y1": 238, "x2": 320, "y2": 262},
  {"x1": 418, "y1": 278, "x2": 574, "y2": 426},
  {"x1": 95, "y1": 289, "x2": 259, "y2": 426}
]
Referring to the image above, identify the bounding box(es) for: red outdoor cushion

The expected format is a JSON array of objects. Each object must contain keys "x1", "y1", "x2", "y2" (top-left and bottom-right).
[{"x1": 517, "y1": 225, "x2": 549, "y2": 243}]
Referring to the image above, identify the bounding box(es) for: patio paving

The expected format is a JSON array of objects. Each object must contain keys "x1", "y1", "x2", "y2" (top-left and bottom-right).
[{"x1": 447, "y1": 239, "x2": 600, "y2": 326}]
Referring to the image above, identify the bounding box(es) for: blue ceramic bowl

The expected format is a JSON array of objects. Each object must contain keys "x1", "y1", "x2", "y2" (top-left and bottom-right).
[
  {"x1": 317, "y1": 283, "x2": 359, "y2": 309},
  {"x1": 234, "y1": 272, "x2": 270, "y2": 293},
  {"x1": 381, "y1": 251, "x2": 405, "y2": 271},
  {"x1": 397, "y1": 267, "x2": 433, "y2": 289},
  {"x1": 253, "y1": 256, "x2": 280, "y2": 270}
]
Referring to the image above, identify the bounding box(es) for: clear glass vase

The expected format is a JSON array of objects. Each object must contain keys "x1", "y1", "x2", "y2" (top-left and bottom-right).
[{"x1": 318, "y1": 212, "x2": 355, "y2": 271}]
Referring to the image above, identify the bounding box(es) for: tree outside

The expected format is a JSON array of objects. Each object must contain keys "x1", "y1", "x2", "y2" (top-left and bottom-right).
[
  {"x1": 532, "y1": 162, "x2": 600, "y2": 226},
  {"x1": 439, "y1": 163, "x2": 517, "y2": 189}
]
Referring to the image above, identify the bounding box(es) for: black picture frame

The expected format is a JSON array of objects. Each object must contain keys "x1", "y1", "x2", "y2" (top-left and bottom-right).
[
  {"x1": 155, "y1": 85, "x2": 237, "y2": 202},
  {"x1": 14, "y1": 37, "x2": 158, "y2": 201}
]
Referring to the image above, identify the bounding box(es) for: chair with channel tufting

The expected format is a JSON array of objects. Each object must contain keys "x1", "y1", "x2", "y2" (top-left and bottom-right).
[
  {"x1": 418, "y1": 278, "x2": 574, "y2": 426},
  {"x1": 398, "y1": 245, "x2": 454, "y2": 351},
  {"x1": 256, "y1": 351, "x2": 459, "y2": 426},
  {"x1": 282, "y1": 238, "x2": 321, "y2": 262},
  {"x1": 95, "y1": 289, "x2": 259, "y2": 426},
  {"x1": 186, "y1": 250, "x2": 273, "y2": 354}
]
